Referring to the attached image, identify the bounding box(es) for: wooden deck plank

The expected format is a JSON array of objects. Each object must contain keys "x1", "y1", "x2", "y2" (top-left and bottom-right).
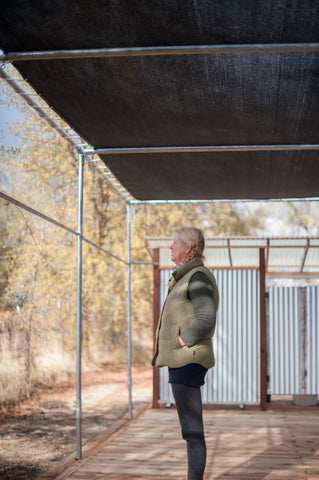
[{"x1": 38, "y1": 406, "x2": 319, "y2": 480}]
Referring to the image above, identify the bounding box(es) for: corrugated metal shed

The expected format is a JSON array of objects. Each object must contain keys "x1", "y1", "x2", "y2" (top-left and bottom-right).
[{"x1": 150, "y1": 238, "x2": 319, "y2": 405}]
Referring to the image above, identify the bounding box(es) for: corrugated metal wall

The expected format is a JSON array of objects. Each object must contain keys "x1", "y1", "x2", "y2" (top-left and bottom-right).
[
  {"x1": 159, "y1": 269, "x2": 260, "y2": 404},
  {"x1": 268, "y1": 287, "x2": 300, "y2": 394},
  {"x1": 269, "y1": 285, "x2": 319, "y2": 395}
]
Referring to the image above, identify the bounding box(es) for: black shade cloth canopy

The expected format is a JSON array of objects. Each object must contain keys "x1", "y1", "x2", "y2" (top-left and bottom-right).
[{"x1": 0, "y1": 0, "x2": 318, "y2": 200}]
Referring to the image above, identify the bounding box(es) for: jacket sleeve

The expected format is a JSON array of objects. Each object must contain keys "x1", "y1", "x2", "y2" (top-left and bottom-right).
[{"x1": 180, "y1": 271, "x2": 217, "y2": 347}]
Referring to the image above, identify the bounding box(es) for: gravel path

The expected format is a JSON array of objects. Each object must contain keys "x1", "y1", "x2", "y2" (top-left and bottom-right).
[{"x1": 0, "y1": 365, "x2": 152, "y2": 480}]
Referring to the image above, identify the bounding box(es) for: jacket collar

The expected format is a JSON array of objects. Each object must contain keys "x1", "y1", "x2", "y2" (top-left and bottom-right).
[{"x1": 173, "y1": 257, "x2": 204, "y2": 282}]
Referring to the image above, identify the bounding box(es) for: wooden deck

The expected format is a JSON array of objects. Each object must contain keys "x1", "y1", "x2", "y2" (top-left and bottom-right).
[{"x1": 39, "y1": 404, "x2": 319, "y2": 480}]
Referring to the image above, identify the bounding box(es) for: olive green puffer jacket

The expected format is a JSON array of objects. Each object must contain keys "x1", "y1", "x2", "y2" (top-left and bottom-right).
[{"x1": 152, "y1": 258, "x2": 219, "y2": 369}]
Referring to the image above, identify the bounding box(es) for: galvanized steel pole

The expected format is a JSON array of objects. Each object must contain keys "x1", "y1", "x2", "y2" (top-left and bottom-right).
[
  {"x1": 76, "y1": 154, "x2": 84, "y2": 459},
  {"x1": 259, "y1": 248, "x2": 267, "y2": 411},
  {"x1": 1, "y1": 42, "x2": 319, "y2": 62},
  {"x1": 91, "y1": 144, "x2": 319, "y2": 154},
  {"x1": 127, "y1": 202, "x2": 133, "y2": 419}
]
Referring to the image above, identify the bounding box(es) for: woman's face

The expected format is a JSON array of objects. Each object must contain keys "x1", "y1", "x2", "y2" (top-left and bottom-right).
[{"x1": 170, "y1": 234, "x2": 191, "y2": 265}]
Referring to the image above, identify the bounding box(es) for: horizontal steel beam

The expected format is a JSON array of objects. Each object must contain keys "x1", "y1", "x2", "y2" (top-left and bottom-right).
[
  {"x1": 1, "y1": 43, "x2": 319, "y2": 62},
  {"x1": 129, "y1": 197, "x2": 319, "y2": 204},
  {"x1": 0, "y1": 190, "x2": 78, "y2": 235},
  {"x1": 267, "y1": 271, "x2": 319, "y2": 277},
  {"x1": 86, "y1": 144, "x2": 319, "y2": 155},
  {"x1": 0, "y1": 66, "x2": 134, "y2": 202},
  {"x1": 0, "y1": 67, "x2": 83, "y2": 151},
  {"x1": 0, "y1": 190, "x2": 128, "y2": 264}
]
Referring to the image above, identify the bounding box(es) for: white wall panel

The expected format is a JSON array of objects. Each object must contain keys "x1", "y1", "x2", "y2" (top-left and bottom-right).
[
  {"x1": 269, "y1": 285, "x2": 319, "y2": 395},
  {"x1": 269, "y1": 287, "x2": 300, "y2": 394}
]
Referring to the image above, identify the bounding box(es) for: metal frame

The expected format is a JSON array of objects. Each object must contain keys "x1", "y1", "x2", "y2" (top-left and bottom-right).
[
  {"x1": 259, "y1": 248, "x2": 267, "y2": 410},
  {"x1": 2, "y1": 44, "x2": 319, "y2": 158},
  {"x1": 88, "y1": 144, "x2": 319, "y2": 154},
  {"x1": 2, "y1": 51, "x2": 319, "y2": 167},
  {"x1": 0, "y1": 63, "x2": 135, "y2": 454},
  {"x1": 1, "y1": 62, "x2": 319, "y2": 205},
  {"x1": 0, "y1": 65, "x2": 134, "y2": 203},
  {"x1": 0, "y1": 195, "x2": 142, "y2": 459},
  {"x1": 126, "y1": 203, "x2": 133, "y2": 421},
  {"x1": 1, "y1": 42, "x2": 319, "y2": 62},
  {"x1": 76, "y1": 154, "x2": 84, "y2": 459},
  {"x1": 1, "y1": 40, "x2": 319, "y2": 457}
]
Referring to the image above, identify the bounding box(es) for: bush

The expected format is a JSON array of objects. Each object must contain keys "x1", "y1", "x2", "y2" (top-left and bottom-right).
[
  {"x1": 0, "y1": 344, "x2": 75, "y2": 404},
  {"x1": 0, "y1": 351, "x2": 27, "y2": 404},
  {"x1": 35, "y1": 343, "x2": 75, "y2": 386}
]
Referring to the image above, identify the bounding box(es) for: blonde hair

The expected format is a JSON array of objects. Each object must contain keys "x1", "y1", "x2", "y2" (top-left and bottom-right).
[
  {"x1": 168, "y1": 227, "x2": 205, "y2": 288},
  {"x1": 174, "y1": 227, "x2": 205, "y2": 261}
]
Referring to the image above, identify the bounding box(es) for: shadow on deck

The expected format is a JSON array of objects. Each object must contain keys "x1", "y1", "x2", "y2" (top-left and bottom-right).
[{"x1": 37, "y1": 403, "x2": 319, "y2": 480}]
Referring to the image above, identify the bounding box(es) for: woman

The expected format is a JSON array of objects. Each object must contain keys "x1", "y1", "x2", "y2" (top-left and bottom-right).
[{"x1": 152, "y1": 227, "x2": 219, "y2": 480}]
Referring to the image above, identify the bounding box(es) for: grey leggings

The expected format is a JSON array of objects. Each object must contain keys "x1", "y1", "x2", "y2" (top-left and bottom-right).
[{"x1": 171, "y1": 383, "x2": 206, "y2": 480}]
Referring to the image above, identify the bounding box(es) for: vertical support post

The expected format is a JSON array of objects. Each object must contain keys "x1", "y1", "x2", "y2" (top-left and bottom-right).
[
  {"x1": 299, "y1": 287, "x2": 307, "y2": 394},
  {"x1": 259, "y1": 248, "x2": 267, "y2": 411},
  {"x1": 76, "y1": 153, "x2": 84, "y2": 459},
  {"x1": 152, "y1": 249, "x2": 160, "y2": 408},
  {"x1": 126, "y1": 202, "x2": 133, "y2": 420}
]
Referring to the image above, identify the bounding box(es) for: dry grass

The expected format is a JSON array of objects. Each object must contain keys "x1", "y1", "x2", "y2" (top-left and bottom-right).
[
  {"x1": 0, "y1": 333, "x2": 152, "y2": 405},
  {"x1": 0, "y1": 344, "x2": 75, "y2": 404},
  {"x1": 0, "y1": 350, "x2": 27, "y2": 404},
  {"x1": 36, "y1": 343, "x2": 76, "y2": 385}
]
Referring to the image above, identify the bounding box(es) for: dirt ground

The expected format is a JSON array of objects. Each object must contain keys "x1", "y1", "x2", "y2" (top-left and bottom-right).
[{"x1": 0, "y1": 364, "x2": 152, "y2": 480}]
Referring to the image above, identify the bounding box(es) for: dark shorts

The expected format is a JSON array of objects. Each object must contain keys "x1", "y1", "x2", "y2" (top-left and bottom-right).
[{"x1": 168, "y1": 363, "x2": 208, "y2": 387}]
